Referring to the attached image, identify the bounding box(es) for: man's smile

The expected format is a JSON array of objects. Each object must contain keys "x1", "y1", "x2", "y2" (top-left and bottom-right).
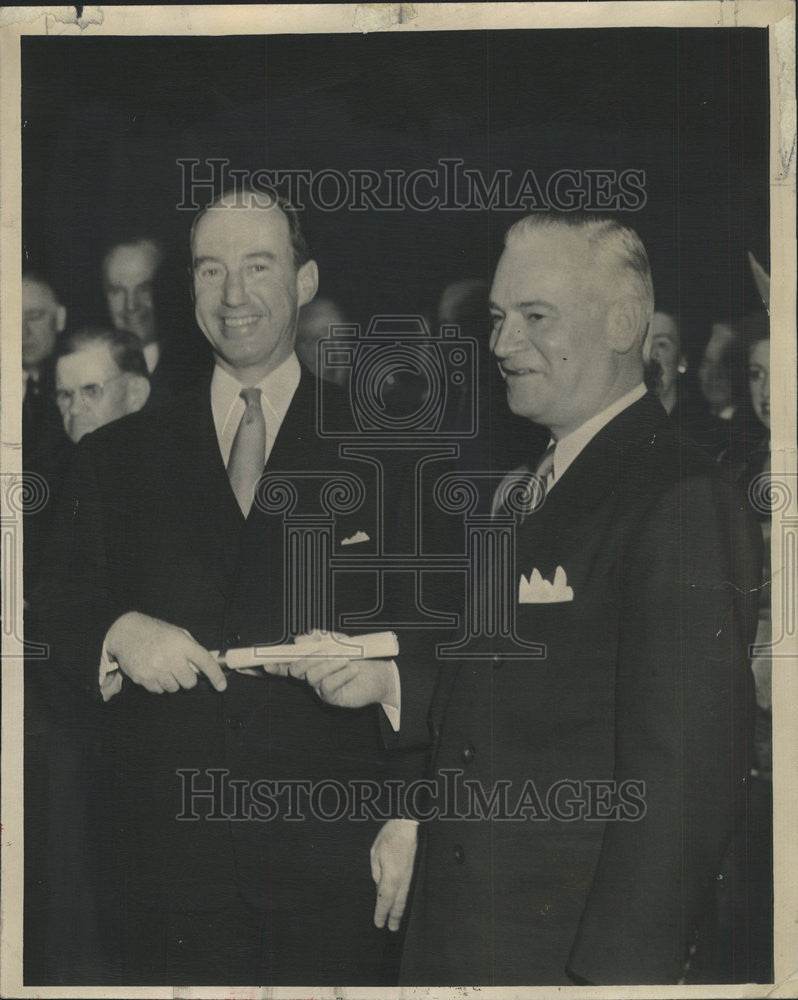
[{"x1": 222, "y1": 314, "x2": 261, "y2": 330}]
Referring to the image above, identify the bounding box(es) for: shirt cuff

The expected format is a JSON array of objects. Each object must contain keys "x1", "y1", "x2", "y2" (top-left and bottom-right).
[
  {"x1": 99, "y1": 637, "x2": 123, "y2": 702},
  {"x1": 380, "y1": 659, "x2": 401, "y2": 732}
]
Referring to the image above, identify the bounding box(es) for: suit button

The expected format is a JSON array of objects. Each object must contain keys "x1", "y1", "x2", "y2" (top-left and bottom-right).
[
  {"x1": 226, "y1": 632, "x2": 242, "y2": 649},
  {"x1": 491, "y1": 653, "x2": 502, "y2": 669},
  {"x1": 226, "y1": 716, "x2": 244, "y2": 730},
  {"x1": 453, "y1": 844, "x2": 465, "y2": 865},
  {"x1": 461, "y1": 743, "x2": 476, "y2": 763}
]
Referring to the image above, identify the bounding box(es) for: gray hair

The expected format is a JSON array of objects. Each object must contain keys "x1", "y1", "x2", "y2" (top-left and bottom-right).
[{"x1": 505, "y1": 212, "x2": 655, "y2": 333}]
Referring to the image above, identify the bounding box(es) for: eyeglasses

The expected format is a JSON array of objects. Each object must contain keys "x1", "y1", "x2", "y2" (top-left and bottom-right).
[{"x1": 55, "y1": 372, "x2": 128, "y2": 409}]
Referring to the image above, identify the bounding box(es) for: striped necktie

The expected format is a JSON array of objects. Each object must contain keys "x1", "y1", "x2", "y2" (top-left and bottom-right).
[{"x1": 491, "y1": 442, "x2": 556, "y2": 519}]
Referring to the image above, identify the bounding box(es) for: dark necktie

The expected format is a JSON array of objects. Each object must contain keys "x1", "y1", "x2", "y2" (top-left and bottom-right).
[{"x1": 227, "y1": 387, "x2": 266, "y2": 516}]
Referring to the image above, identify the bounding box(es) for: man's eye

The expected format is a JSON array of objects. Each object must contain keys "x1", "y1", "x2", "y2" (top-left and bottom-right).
[
  {"x1": 490, "y1": 314, "x2": 503, "y2": 327},
  {"x1": 247, "y1": 263, "x2": 268, "y2": 275},
  {"x1": 25, "y1": 310, "x2": 46, "y2": 321},
  {"x1": 83, "y1": 384, "x2": 103, "y2": 402},
  {"x1": 198, "y1": 266, "x2": 222, "y2": 281}
]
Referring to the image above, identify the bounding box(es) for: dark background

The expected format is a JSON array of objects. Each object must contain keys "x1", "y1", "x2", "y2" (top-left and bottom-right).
[{"x1": 22, "y1": 28, "x2": 769, "y2": 366}]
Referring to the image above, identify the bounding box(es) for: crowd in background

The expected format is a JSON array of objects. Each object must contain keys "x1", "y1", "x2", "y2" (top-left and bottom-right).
[{"x1": 19, "y1": 230, "x2": 774, "y2": 982}]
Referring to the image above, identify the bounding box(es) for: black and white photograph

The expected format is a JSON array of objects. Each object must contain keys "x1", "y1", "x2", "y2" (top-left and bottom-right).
[{"x1": 1, "y1": 3, "x2": 795, "y2": 996}]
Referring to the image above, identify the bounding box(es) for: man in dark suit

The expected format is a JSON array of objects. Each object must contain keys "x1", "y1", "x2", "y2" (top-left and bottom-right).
[
  {"x1": 41, "y1": 189, "x2": 394, "y2": 985},
  {"x1": 21, "y1": 270, "x2": 71, "y2": 611},
  {"x1": 300, "y1": 213, "x2": 762, "y2": 984}
]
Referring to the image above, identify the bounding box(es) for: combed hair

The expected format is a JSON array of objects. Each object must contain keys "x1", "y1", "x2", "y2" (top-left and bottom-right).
[
  {"x1": 57, "y1": 325, "x2": 149, "y2": 379},
  {"x1": 504, "y1": 212, "x2": 655, "y2": 330},
  {"x1": 189, "y1": 183, "x2": 311, "y2": 270}
]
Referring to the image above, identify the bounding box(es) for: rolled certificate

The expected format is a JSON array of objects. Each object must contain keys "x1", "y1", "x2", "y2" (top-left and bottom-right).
[{"x1": 212, "y1": 631, "x2": 399, "y2": 671}]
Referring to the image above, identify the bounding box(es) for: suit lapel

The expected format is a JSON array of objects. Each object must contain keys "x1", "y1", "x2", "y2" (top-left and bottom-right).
[
  {"x1": 517, "y1": 392, "x2": 670, "y2": 561},
  {"x1": 163, "y1": 376, "x2": 245, "y2": 595},
  {"x1": 262, "y1": 368, "x2": 318, "y2": 475}
]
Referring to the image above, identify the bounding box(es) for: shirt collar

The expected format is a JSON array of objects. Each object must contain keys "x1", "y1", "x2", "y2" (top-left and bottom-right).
[
  {"x1": 211, "y1": 352, "x2": 301, "y2": 439},
  {"x1": 549, "y1": 382, "x2": 647, "y2": 484},
  {"x1": 142, "y1": 341, "x2": 161, "y2": 374}
]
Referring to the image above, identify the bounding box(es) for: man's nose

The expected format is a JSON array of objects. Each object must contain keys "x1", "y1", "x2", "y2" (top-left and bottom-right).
[
  {"x1": 491, "y1": 317, "x2": 525, "y2": 358},
  {"x1": 68, "y1": 391, "x2": 89, "y2": 414},
  {"x1": 123, "y1": 289, "x2": 137, "y2": 314},
  {"x1": 222, "y1": 269, "x2": 247, "y2": 307}
]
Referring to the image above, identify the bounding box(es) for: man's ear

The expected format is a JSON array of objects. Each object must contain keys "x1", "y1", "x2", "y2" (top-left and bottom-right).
[
  {"x1": 125, "y1": 375, "x2": 151, "y2": 414},
  {"x1": 55, "y1": 304, "x2": 67, "y2": 334},
  {"x1": 608, "y1": 296, "x2": 649, "y2": 355},
  {"x1": 297, "y1": 260, "x2": 319, "y2": 309}
]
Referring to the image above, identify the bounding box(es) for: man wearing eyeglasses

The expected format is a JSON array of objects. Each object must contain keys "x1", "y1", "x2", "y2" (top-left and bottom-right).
[{"x1": 54, "y1": 326, "x2": 151, "y2": 443}]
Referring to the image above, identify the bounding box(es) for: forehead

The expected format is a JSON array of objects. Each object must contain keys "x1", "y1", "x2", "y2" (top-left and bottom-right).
[
  {"x1": 192, "y1": 203, "x2": 292, "y2": 261},
  {"x1": 105, "y1": 243, "x2": 160, "y2": 282},
  {"x1": 56, "y1": 343, "x2": 119, "y2": 383},
  {"x1": 22, "y1": 278, "x2": 57, "y2": 309},
  {"x1": 493, "y1": 227, "x2": 599, "y2": 296}
]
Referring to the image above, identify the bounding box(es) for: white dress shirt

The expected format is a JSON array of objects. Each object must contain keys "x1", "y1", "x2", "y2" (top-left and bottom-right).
[
  {"x1": 211, "y1": 352, "x2": 301, "y2": 468},
  {"x1": 142, "y1": 341, "x2": 161, "y2": 375}
]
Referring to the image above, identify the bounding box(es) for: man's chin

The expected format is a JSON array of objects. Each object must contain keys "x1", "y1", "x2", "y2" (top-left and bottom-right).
[{"x1": 69, "y1": 422, "x2": 98, "y2": 443}]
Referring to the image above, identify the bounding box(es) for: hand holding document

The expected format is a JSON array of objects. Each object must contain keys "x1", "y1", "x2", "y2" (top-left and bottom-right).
[
  {"x1": 209, "y1": 631, "x2": 400, "y2": 711},
  {"x1": 211, "y1": 631, "x2": 399, "y2": 670}
]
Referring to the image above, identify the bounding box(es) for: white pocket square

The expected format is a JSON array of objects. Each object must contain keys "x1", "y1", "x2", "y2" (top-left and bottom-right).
[
  {"x1": 519, "y1": 565, "x2": 574, "y2": 603},
  {"x1": 341, "y1": 530, "x2": 370, "y2": 546}
]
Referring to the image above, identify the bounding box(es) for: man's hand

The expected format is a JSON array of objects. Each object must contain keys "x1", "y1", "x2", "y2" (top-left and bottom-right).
[
  {"x1": 265, "y1": 631, "x2": 398, "y2": 709},
  {"x1": 371, "y1": 819, "x2": 418, "y2": 931},
  {"x1": 105, "y1": 611, "x2": 227, "y2": 694}
]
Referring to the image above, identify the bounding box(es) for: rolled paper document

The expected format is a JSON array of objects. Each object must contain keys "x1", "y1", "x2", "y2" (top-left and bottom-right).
[{"x1": 211, "y1": 631, "x2": 399, "y2": 671}]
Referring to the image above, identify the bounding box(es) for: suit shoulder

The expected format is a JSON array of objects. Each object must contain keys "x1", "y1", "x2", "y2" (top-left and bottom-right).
[{"x1": 79, "y1": 384, "x2": 204, "y2": 463}]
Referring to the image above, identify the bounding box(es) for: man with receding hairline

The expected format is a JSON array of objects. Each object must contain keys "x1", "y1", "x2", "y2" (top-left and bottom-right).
[
  {"x1": 359, "y1": 213, "x2": 762, "y2": 985},
  {"x1": 42, "y1": 187, "x2": 394, "y2": 985}
]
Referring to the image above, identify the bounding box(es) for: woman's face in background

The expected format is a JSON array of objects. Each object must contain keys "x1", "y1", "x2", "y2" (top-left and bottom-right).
[{"x1": 748, "y1": 338, "x2": 770, "y2": 430}]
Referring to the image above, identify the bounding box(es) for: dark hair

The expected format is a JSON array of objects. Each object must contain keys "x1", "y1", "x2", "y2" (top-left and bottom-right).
[
  {"x1": 735, "y1": 309, "x2": 770, "y2": 355},
  {"x1": 57, "y1": 325, "x2": 149, "y2": 379},
  {"x1": 189, "y1": 184, "x2": 311, "y2": 270}
]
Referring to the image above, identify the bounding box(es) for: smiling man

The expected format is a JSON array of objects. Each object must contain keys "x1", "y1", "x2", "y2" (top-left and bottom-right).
[
  {"x1": 42, "y1": 188, "x2": 394, "y2": 985},
  {"x1": 363, "y1": 213, "x2": 763, "y2": 985}
]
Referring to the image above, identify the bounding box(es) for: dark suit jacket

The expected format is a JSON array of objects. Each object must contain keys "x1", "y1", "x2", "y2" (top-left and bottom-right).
[
  {"x1": 398, "y1": 392, "x2": 762, "y2": 985},
  {"x1": 41, "y1": 368, "x2": 393, "y2": 921}
]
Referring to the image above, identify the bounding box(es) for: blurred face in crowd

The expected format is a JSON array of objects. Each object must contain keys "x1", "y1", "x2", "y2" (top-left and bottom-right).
[
  {"x1": 55, "y1": 343, "x2": 149, "y2": 443},
  {"x1": 489, "y1": 225, "x2": 643, "y2": 439},
  {"x1": 698, "y1": 322, "x2": 735, "y2": 413},
  {"x1": 22, "y1": 276, "x2": 66, "y2": 370},
  {"x1": 646, "y1": 311, "x2": 683, "y2": 399},
  {"x1": 103, "y1": 241, "x2": 161, "y2": 346},
  {"x1": 296, "y1": 298, "x2": 348, "y2": 386},
  {"x1": 748, "y1": 338, "x2": 770, "y2": 431},
  {"x1": 192, "y1": 200, "x2": 318, "y2": 384}
]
